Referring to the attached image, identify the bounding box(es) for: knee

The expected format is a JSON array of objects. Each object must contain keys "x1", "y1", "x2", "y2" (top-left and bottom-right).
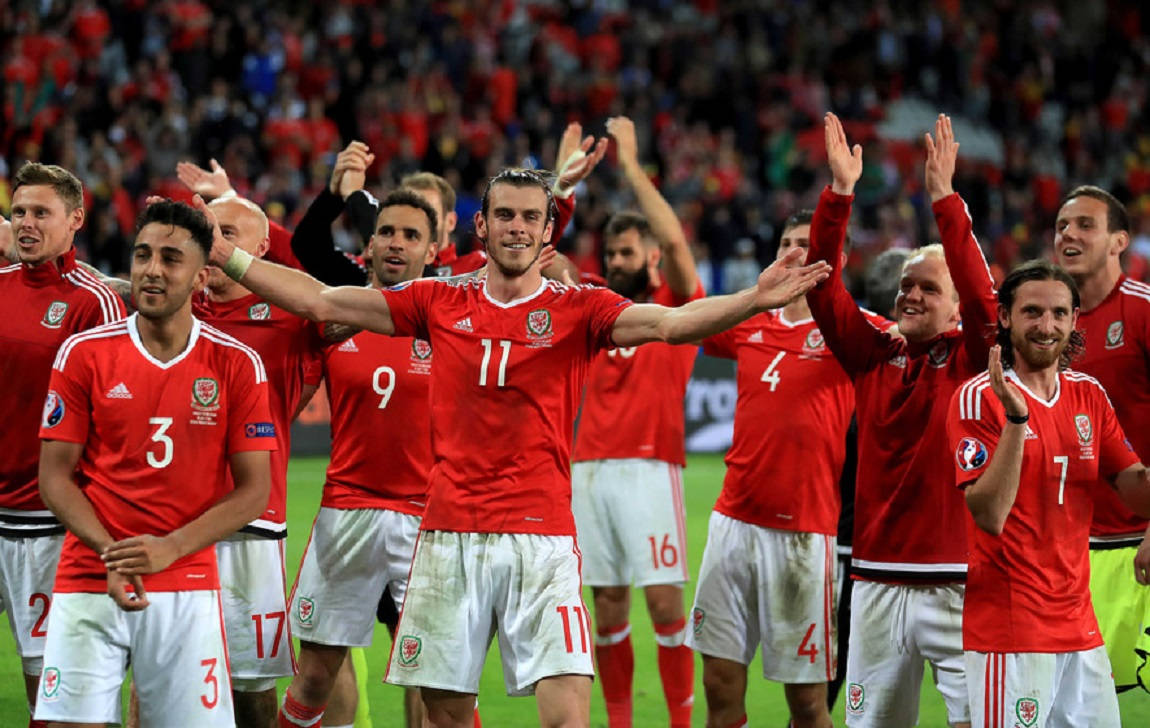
[
  {"x1": 593, "y1": 587, "x2": 630, "y2": 626},
  {"x1": 701, "y1": 665, "x2": 739, "y2": 707},
  {"x1": 645, "y1": 586, "x2": 685, "y2": 625},
  {"x1": 785, "y1": 685, "x2": 830, "y2": 727}
]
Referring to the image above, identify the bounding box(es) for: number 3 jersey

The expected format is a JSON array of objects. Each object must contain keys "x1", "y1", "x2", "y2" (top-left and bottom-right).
[
  {"x1": 38, "y1": 314, "x2": 276, "y2": 593},
  {"x1": 380, "y1": 276, "x2": 631, "y2": 536},
  {"x1": 947, "y1": 369, "x2": 1139, "y2": 653}
]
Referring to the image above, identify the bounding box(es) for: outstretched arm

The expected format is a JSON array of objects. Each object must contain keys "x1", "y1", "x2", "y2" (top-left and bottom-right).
[
  {"x1": 611, "y1": 247, "x2": 829, "y2": 346},
  {"x1": 609, "y1": 116, "x2": 698, "y2": 299}
]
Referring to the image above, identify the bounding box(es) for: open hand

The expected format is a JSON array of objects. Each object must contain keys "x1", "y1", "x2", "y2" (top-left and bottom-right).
[
  {"x1": 103, "y1": 534, "x2": 180, "y2": 575},
  {"x1": 555, "y1": 124, "x2": 608, "y2": 195},
  {"x1": 606, "y1": 116, "x2": 639, "y2": 166},
  {"x1": 825, "y1": 112, "x2": 862, "y2": 195},
  {"x1": 176, "y1": 159, "x2": 234, "y2": 200},
  {"x1": 924, "y1": 114, "x2": 959, "y2": 202},
  {"x1": 107, "y1": 569, "x2": 149, "y2": 612},
  {"x1": 754, "y1": 247, "x2": 832, "y2": 310},
  {"x1": 987, "y1": 345, "x2": 1028, "y2": 420},
  {"x1": 191, "y1": 194, "x2": 235, "y2": 267}
]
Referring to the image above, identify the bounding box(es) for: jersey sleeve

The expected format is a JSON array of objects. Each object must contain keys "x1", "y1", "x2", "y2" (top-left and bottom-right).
[
  {"x1": 39, "y1": 339, "x2": 93, "y2": 444},
  {"x1": 264, "y1": 220, "x2": 305, "y2": 272},
  {"x1": 932, "y1": 193, "x2": 997, "y2": 373},
  {"x1": 588, "y1": 287, "x2": 634, "y2": 351},
  {"x1": 1094, "y1": 386, "x2": 1141, "y2": 479},
  {"x1": 701, "y1": 326, "x2": 739, "y2": 360},
  {"x1": 553, "y1": 192, "x2": 575, "y2": 242},
  {"x1": 379, "y1": 278, "x2": 435, "y2": 340},
  {"x1": 225, "y1": 350, "x2": 277, "y2": 455},
  {"x1": 806, "y1": 186, "x2": 901, "y2": 375},
  {"x1": 947, "y1": 377, "x2": 1002, "y2": 489}
]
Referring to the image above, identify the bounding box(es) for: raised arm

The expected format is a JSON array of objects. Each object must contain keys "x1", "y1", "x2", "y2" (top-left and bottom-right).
[
  {"x1": 925, "y1": 114, "x2": 997, "y2": 369},
  {"x1": 611, "y1": 247, "x2": 829, "y2": 347},
  {"x1": 290, "y1": 143, "x2": 373, "y2": 286},
  {"x1": 198, "y1": 196, "x2": 395, "y2": 335},
  {"x1": 805, "y1": 113, "x2": 899, "y2": 374},
  {"x1": 609, "y1": 116, "x2": 698, "y2": 298}
]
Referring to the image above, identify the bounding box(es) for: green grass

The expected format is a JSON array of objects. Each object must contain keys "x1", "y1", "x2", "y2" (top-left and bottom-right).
[{"x1": 3, "y1": 454, "x2": 1149, "y2": 725}]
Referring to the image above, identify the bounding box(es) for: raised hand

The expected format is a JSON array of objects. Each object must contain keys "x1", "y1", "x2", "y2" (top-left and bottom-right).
[
  {"x1": 753, "y1": 247, "x2": 832, "y2": 311},
  {"x1": 191, "y1": 194, "x2": 235, "y2": 267},
  {"x1": 330, "y1": 141, "x2": 374, "y2": 199},
  {"x1": 176, "y1": 158, "x2": 234, "y2": 200},
  {"x1": 103, "y1": 534, "x2": 180, "y2": 575},
  {"x1": 606, "y1": 116, "x2": 639, "y2": 167},
  {"x1": 555, "y1": 123, "x2": 608, "y2": 196},
  {"x1": 107, "y1": 569, "x2": 149, "y2": 612},
  {"x1": 987, "y1": 345, "x2": 1028, "y2": 419},
  {"x1": 824, "y1": 112, "x2": 863, "y2": 195},
  {"x1": 924, "y1": 113, "x2": 959, "y2": 202}
]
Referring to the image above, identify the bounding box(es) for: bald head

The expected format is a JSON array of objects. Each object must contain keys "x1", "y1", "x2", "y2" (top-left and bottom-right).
[{"x1": 209, "y1": 197, "x2": 269, "y2": 254}]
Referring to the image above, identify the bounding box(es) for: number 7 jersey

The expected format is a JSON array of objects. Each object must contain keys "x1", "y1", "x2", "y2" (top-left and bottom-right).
[{"x1": 380, "y1": 277, "x2": 631, "y2": 536}]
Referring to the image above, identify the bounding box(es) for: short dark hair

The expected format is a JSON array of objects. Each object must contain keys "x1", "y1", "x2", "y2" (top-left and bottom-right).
[
  {"x1": 480, "y1": 168, "x2": 556, "y2": 223},
  {"x1": 996, "y1": 259, "x2": 1084, "y2": 370},
  {"x1": 13, "y1": 162, "x2": 83, "y2": 211},
  {"x1": 136, "y1": 200, "x2": 215, "y2": 260},
  {"x1": 864, "y1": 248, "x2": 911, "y2": 316},
  {"x1": 781, "y1": 208, "x2": 851, "y2": 253},
  {"x1": 605, "y1": 211, "x2": 653, "y2": 246},
  {"x1": 400, "y1": 172, "x2": 456, "y2": 216},
  {"x1": 1059, "y1": 185, "x2": 1129, "y2": 233},
  {"x1": 378, "y1": 189, "x2": 439, "y2": 245}
]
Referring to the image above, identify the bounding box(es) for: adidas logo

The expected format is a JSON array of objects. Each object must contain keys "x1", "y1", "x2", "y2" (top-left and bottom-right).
[
  {"x1": 106, "y1": 382, "x2": 133, "y2": 399},
  {"x1": 1025, "y1": 425, "x2": 1038, "y2": 440},
  {"x1": 453, "y1": 317, "x2": 473, "y2": 333},
  {"x1": 338, "y1": 338, "x2": 358, "y2": 352},
  {"x1": 747, "y1": 330, "x2": 763, "y2": 343}
]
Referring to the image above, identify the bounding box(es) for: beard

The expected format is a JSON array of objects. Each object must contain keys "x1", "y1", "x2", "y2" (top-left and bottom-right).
[
  {"x1": 1010, "y1": 329, "x2": 1067, "y2": 369},
  {"x1": 607, "y1": 266, "x2": 650, "y2": 299},
  {"x1": 486, "y1": 238, "x2": 542, "y2": 278}
]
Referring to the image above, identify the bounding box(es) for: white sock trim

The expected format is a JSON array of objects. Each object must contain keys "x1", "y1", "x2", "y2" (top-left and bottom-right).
[
  {"x1": 595, "y1": 623, "x2": 632, "y2": 646},
  {"x1": 654, "y1": 625, "x2": 687, "y2": 648}
]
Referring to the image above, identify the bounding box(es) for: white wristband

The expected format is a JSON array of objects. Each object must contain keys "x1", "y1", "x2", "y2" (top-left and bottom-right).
[
  {"x1": 221, "y1": 247, "x2": 254, "y2": 280},
  {"x1": 552, "y1": 149, "x2": 586, "y2": 199},
  {"x1": 215, "y1": 189, "x2": 238, "y2": 201}
]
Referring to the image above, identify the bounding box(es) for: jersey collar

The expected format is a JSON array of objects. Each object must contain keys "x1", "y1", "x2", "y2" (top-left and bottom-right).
[
  {"x1": 481, "y1": 277, "x2": 547, "y2": 309},
  {"x1": 19, "y1": 247, "x2": 78, "y2": 287},
  {"x1": 127, "y1": 312, "x2": 203, "y2": 369},
  {"x1": 1005, "y1": 369, "x2": 1062, "y2": 409}
]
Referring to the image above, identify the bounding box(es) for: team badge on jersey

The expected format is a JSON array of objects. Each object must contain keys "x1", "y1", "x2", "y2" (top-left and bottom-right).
[
  {"x1": 398, "y1": 635, "x2": 422, "y2": 667},
  {"x1": 1105, "y1": 320, "x2": 1125, "y2": 349},
  {"x1": 527, "y1": 309, "x2": 552, "y2": 337},
  {"x1": 42, "y1": 391, "x2": 65, "y2": 428},
  {"x1": 41, "y1": 300, "x2": 69, "y2": 329},
  {"x1": 435, "y1": 265, "x2": 453, "y2": 277},
  {"x1": 691, "y1": 607, "x2": 705, "y2": 635},
  {"x1": 956, "y1": 437, "x2": 988, "y2": 471},
  {"x1": 801, "y1": 329, "x2": 825, "y2": 356},
  {"x1": 412, "y1": 339, "x2": 432, "y2": 360},
  {"x1": 193, "y1": 378, "x2": 220, "y2": 407},
  {"x1": 846, "y1": 682, "x2": 864, "y2": 713},
  {"x1": 1074, "y1": 414, "x2": 1093, "y2": 445},
  {"x1": 41, "y1": 666, "x2": 61, "y2": 701},
  {"x1": 887, "y1": 354, "x2": 907, "y2": 368},
  {"x1": 297, "y1": 597, "x2": 315, "y2": 626},
  {"x1": 1015, "y1": 697, "x2": 1038, "y2": 726},
  {"x1": 248, "y1": 302, "x2": 271, "y2": 320},
  {"x1": 928, "y1": 340, "x2": 950, "y2": 368}
]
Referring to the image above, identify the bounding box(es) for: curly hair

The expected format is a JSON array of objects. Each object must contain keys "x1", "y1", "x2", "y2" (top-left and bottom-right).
[{"x1": 995, "y1": 259, "x2": 1085, "y2": 370}]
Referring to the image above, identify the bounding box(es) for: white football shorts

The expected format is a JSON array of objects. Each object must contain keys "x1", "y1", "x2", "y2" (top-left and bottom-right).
[
  {"x1": 571, "y1": 458, "x2": 688, "y2": 587},
  {"x1": 686, "y1": 512, "x2": 837, "y2": 683},
  {"x1": 35, "y1": 590, "x2": 233, "y2": 727},
  {"x1": 844, "y1": 580, "x2": 969, "y2": 727},
  {"x1": 0, "y1": 532, "x2": 63, "y2": 670},
  {"x1": 384, "y1": 530, "x2": 595, "y2": 696},
  {"x1": 289, "y1": 506, "x2": 420, "y2": 646},
  {"x1": 216, "y1": 534, "x2": 294, "y2": 685}
]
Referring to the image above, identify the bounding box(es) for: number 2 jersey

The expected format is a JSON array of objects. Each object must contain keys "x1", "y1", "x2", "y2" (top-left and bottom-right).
[
  {"x1": 39, "y1": 314, "x2": 276, "y2": 593},
  {"x1": 380, "y1": 276, "x2": 631, "y2": 535},
  {"x1": 948, "y1": 369, "x2": 1138, "y2": 652}
]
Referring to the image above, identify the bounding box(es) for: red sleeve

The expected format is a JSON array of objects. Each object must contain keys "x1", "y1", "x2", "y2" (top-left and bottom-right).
[
  {"x1": 588, "y1": 287, "x2": 633, "y2": 351},
  {"x1": 1095, "y1": 387, "x2": 1141, "y2": 479},
  {"x1": 39, "y1": 342, "x2": 92, "y2": 444},
  {"x1": 947, "y1": 377, "x2": 1001, "y2": 489},
  {"x1": 932, "y1": 193, "x2": 997, "y2": 373},
  {"x1": 701, "y1": 324, "x2": 739, "y2": 360},
  {"x1": 553, "y1": 193, "x2": 575, "y2": 241},
  {"x1": 264, "y1": 220, "x2": 304, "y2": 271},
  {"x1": 225, "y1": 350, "x2": 277, "y2": 454},
  {"x1": 805, "y1": 186, "x2": 901, "y2": 375},
  {"x1": 379, "y1": 279, "x2": 435, "y2": 340}
]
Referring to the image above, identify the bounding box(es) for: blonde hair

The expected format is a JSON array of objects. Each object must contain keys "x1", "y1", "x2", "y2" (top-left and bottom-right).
[{"x1": 901, "y1": 243, "x2": 958, "y2": 301}]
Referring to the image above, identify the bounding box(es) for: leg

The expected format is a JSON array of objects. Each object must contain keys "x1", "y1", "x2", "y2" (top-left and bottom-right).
[
  {"x1": 535, "y1": 674, "x2": 592, "y2": 728},
  {"x1": 422, "y1": 688, "x2": 478, "y2": 728},
  {"x1": 843, "y1": 582, "x2": 924, "y2": 727},
  {"x1": 233, "y1": 685, "x2": 278, "y2": 728},
  {"x1": 917, "y1": 585, "x2": 969, "y2": 728},
  {"x1": 783, "y1": 683, "x2": 832, "y2": 728},
  {"x1": 645, "y1": 584, "x2": 694, "y2": 727},
  {"x1": 591, "y1": 585, "x2": 634, "y2": 727},
  {"x1": 386, "y1": 620, "x2": 427, "y2": 728},
  {"x1": 322, "y1": 655, "x2": 358, "y2": 726},
  {"x1": 827, "y1": 555, "x2": 853, "y2": 709},
  {"x1": 278, "y1": 641, "x2": 349, "y2": 728},
  {"x1": 700, "y1": 654, "x2": 748, "y2": 728}
]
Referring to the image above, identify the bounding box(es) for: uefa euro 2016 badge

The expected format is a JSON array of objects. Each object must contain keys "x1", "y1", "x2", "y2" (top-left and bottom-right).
[
  {"x1": 1105, "y1": 320, "x2": 1125, "y2": 350},
  {"x1": 41, "y1": 300, "x2": 69, "y2": 329},
  {"x1": 248, "y1": 302, "x2": 271, "y2": 320},
  {"x1": 955, "y1": 437, "x2": 988, "y2": 471}
]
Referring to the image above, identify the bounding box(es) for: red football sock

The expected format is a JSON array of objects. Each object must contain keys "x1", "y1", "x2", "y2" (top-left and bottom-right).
[
  {"x1": 473, "y1": 705, "x2": 482, "y2": 727},
  {"x1": 654, "y1": 617, "x2": 694, "y2": 728},
  {"x1": 595, "y1": 622, "x2": 634, "y2": 727},
  {"x1": 279, "y1": 689, "x2": 325, "y2": 728}
]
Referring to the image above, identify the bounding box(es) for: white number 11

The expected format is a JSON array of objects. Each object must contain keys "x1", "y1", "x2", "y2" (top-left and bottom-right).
[
  {"x1": 1053, "y1": 455, "x2": 1069, "y2": 505},
  {"x1": 479, "y1": 339, "x2": 511, "y2": 387}
]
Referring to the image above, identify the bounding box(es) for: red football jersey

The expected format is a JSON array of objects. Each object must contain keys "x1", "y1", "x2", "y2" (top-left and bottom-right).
[
  {"x1": 702, "y1": 309, "x2": 889, "y2": 535},
  {"x1": 41, "y1": 315, "x2": 276, "y2": 593},
  {"x1": 0, "y1": 249, "x2": 124, "y2": 533},
  {"x1": 949, "y1": 369, "x2": 1138, "y2": 652},
  {"x1": 381, "y1": 277, "x2": 631, "y2": 535},
  {"x1": 432, "y1": 244, "x2": 488, "y2": 277},
  {"x1": 193, "y1": 292, "x2": 323, "y2": 535},
  {"x1": 1074, "y1": 275, "x2": 1150, "y2": 541},
  {"x1": 807, "y1": 187, "x2": 998, "y2": 582},
  {"x1": 321, "y1": 330, "x2": 432, "y2": 514},
  {"x1": 573, "y1": 280, "x2": 705, "y2": 465}
]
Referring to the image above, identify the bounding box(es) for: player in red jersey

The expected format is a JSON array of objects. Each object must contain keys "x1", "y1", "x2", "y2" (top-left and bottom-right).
[
  {"x1": 204, "y1": 166, "x2": 830, "y2": 727},
  {"x1": 279, "y1": 189, "x2": 442, "y2": 728},
  {"x1": 689, "y1": 211, "x2": 891, "y2": 728},
  {"x1": 193, "y1": 195, "x2": 325, "y2": 727},
  {"x1": 0, "y1": 163, "x2": 125, "y2": 726},
  {"x1": 1050, "y1": 186, "x2": 1150, "y2": 693},
  {"x1": 948, "y1": 260, "x2": 1150, "y2": 726},
  {"x1": 807, "y1": 113, "x2": 998, "y2": 728},
  {"x1": 34, "y1": 200, "x2": 274, "y2": 726},
  {"x1": 569, "y1": 115, "x2": 702, "y2": 728}
]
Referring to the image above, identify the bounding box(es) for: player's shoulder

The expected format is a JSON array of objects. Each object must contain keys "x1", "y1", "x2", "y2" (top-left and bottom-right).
[
  {"x1": 0, "y1": 262, "x2": 20, "y2": 276},
  {"x1": 59, "y1": 265, "x2": 125, "y2": 323},
  {"x1": 52, "y1": 318, "x2": 131, "y2": 370},
  {"x1": 1118, "y1": 277, "x2": 1150, "y2": 306},
  {"x1": 953, "y1": 369, "x2": 993, "y2": 420},
  {"x1": 1061, "y1": 368, "x2": 1112, "y2": 404},
  {"x1": 198, "y1": 321, "x2": 268, "y2": 383}
]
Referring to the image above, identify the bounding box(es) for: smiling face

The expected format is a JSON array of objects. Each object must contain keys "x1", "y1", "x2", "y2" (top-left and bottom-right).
[
  {"x1": 894, "y1": 252, "x2": 960, "y2": 342},
  {"x1": 370, "y1": 204, "x2": 437, "y2": 286},
  {"x1": 475, "y1": 182, "x2": 553, "y2": 278},
  {"x1": 604, "y1": 227, "x2": 657, "y2": 298},
  {"x1": 131, "y1": 222, "x2": 210, "y2": 321},
  {"x1": 1053, "y1": 195, "x2": 1127, "y2": 281},
  {"x1": 10, "y1": 185, "x2": 84, "y2": 266},
  {"x1": 1001, "y1": 278, "x2": 1078, "y2": 371}
]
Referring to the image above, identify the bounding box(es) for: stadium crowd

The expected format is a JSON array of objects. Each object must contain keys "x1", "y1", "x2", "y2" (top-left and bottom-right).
[{"x1": 4, "y1": 1, "x2": 1150, "y2": 291}]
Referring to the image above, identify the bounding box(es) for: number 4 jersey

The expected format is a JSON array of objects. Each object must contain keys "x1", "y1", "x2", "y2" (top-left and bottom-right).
[
  {"x1": 39, "y1": 314, "x2": 276, "y2": 593},
  {"x1": 380, "y1": 277, "x2": 631, "y2": 536}
]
